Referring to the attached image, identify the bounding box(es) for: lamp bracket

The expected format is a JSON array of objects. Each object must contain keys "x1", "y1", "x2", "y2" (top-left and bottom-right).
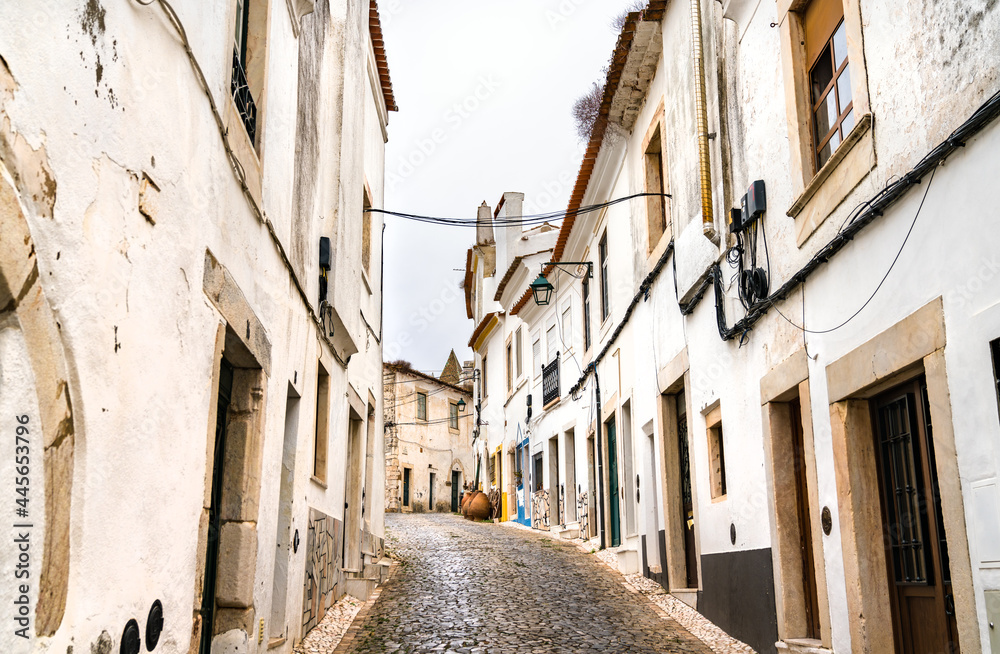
[{"x1": 541, "y1": 261, "x2": 593, "y2": 279}]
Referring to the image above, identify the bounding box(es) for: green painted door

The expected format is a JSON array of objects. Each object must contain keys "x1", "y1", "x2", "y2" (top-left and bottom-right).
[
  {"x1": 607, "y1": 420, "x2": 621, "y2": 547},
  {"x1": 403, "y1": 468, "x2": 410, "y2": 507}
]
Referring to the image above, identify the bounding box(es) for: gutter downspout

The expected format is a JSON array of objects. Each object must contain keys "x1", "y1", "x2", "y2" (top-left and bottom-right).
[
  {"x1": 594, "y1": 365, "x2": 607, "y2": 550},
  {"x1": 691, "y1": 0, "x2": 716, "y2": 239}
]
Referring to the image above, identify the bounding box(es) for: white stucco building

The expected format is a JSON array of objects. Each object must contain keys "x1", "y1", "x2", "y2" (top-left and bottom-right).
[
  {"x1": 0, "y1": 1, "x2": 396, "y2": 653},
  {"x1": 466, "y1": 1, "x2": 1000, "y2": 653},
  {"x1": 383, "y1": 354, "x2": 474, "y2": 514}
]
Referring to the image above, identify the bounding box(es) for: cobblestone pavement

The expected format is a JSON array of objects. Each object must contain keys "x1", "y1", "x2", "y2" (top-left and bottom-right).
[{"x1": 340, "y1": 513, "x2": 713, "y2": 654}]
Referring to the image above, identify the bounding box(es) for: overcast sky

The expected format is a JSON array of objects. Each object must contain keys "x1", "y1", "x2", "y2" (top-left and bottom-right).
[{"x1": 379, "y1": 0, "x2": 640, "y2": 373}]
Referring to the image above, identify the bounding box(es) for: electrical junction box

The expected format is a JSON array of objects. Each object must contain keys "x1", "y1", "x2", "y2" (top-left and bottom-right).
[
  {"x1": 319, "y1": 236, "x2": 331, "y2": 271},
  {"x1": 732, "y1": 180, "x2": 767, "y2": 234},
  {"x1": 746, "y1": 179, "x2": 766, "y2": 217}
]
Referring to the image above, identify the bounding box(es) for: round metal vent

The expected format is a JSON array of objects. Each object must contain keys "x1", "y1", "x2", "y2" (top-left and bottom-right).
[
  {"x1": 121, "y1": 619, "x2": 141, "y2": 654},
  {"x1": 146, "y1": 600, "x2": 164, "y2": 651},
  {"x1": 730, "y1": 523, "x2": 737, "y2": 545}
]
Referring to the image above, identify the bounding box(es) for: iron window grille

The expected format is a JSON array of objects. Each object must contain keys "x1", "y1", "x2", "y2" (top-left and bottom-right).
[
  {"x1": 542, "y1": 354, "x2": 560, "y2": 406},
  {"x1": 231, "y1": 50, "x2": 257, "y2": 144}
]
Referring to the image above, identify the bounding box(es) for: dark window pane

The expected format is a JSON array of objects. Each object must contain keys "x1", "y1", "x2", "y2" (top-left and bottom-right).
[
  {"x1": 810, "y1": 45, "x2": 834, "y2": 103},
  {"x1": 817, "y1": 139, "x2": 832, "y2": 168},
  {"x1": 833, "y1": 20, "x2": 848, "y2": 69},
  {"x1": 837, "y1": 64, "x2": 853, "y2": 114}
]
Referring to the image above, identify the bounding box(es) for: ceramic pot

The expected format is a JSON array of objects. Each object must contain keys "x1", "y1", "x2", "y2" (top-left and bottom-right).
[{"x1": 468, "y1": 491, "x2": 491, "y2": 521}]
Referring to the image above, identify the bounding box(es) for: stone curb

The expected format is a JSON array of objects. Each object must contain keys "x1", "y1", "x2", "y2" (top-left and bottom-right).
[{"x1": 331, "y1": 560, "x2": 401, "y2": 654}]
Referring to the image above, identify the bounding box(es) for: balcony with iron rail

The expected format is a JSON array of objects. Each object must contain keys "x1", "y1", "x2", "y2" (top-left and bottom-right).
[{"x1": 542, "y1": 354, "x2": 560, "y2": 407}]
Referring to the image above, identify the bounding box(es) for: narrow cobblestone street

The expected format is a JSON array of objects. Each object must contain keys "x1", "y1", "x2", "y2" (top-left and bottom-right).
[{"x1": 339, "y1": 514, "x2": 713, "y2": 654}]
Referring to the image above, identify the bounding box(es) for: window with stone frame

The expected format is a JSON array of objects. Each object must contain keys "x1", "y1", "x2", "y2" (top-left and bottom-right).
[
  {"x1": 506, "y1": 339, "x2": 513, "y2": 394},
  {"x1": 532, "y1": 332, "x2": 542, "y2": 379},
  {"x1": 313, "y1": 364, "x2": 330, "y2": 483},
  {"x1": 599, "y1": 232, "x2": 610, "y2": 322},
  {"x1": 515, "y1": 327, "x2": 523, "y2": 380},
  {"x1": 778, "y1": 0, "x2": 874, "y2": 245},
  {"x1": 231, "y1": 0, "x2": 268, "y2": 152},
  {"x1": 449, "y1": 401, "x2": 459, "y2": 431},
  {"x1": 481, "y1": 351, "x2": 488, "y2": 402},
  {"x1": 805, "y1": 3, "x2": 853, "y2": 169},
  {"x1": 706, "y1": 404, "x2": 727, "y2": 500},
  {"x1": 362, "y1": 187, "x2": 373, "y2": 280},
  {"x1": 582, "y1": 276, "x2": 592, "y2": 351},
  {"x1": 643, "y1": 120, "x2": 669, "y2": 251},
  {"x1": 416, "y1": 391, "x2": 427, "y2": 421}
]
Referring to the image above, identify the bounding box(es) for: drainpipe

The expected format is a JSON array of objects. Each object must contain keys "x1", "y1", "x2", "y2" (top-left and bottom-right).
[
  {"x1": 593, "y1": 365, "x2": 607, "y2": 551},
  {"x1": 690, "y1": 0, "x2": 715, "y2": 239}
]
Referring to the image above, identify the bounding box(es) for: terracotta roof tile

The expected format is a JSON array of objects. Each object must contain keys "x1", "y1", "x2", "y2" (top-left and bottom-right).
[
  {"x1": 369, "y1": 1, "x2": 398, "y2": 112},
  {"x1": 511, "y1": 1, "x2": 666, "y2": 315}
]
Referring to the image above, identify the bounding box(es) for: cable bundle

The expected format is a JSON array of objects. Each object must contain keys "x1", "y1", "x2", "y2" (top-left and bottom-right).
[
  {"x1": 366, "y1": 193, "x2": 670, "y2": 227},
  {"x1": 727, "y1": 220, "x2": 771, "y2": 309}
]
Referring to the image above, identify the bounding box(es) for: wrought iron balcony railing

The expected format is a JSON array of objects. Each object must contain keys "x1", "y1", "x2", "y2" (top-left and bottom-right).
[
  {"x1": 231, "y1": 50, "x2": 257, "y2": 145},
  {"x1": 542, "y1": 354, "x2": 560, "y2": 406}
]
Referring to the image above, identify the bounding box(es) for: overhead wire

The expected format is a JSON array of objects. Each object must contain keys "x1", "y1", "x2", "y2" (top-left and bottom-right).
[
  {"x1": 365, "y1": 192, "x2": 670, "y2": 227},
  {"x1": 768, "y1": 165, "x2": 936, "y2": 334}
]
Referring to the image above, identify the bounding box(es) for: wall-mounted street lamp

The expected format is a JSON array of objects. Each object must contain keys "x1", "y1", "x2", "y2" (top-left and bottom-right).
[
  {"x1": 531, "y1": 262, "x2": 593, "y2": 306},
  {"x1": 457, "y1": 397, "x2": 467, "y2": 412}
]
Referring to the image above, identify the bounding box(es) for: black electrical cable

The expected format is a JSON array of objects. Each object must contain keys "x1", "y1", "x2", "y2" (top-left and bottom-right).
[
  {"x1": 365, "y1": 192, "x2": 670, "y2": 227},
  {"x1": 768, "y1": 165, "x2": 936, "y2": 334}
]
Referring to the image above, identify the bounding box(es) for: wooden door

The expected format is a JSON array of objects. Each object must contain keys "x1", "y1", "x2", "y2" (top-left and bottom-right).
[
  {"x1": 451, "y1": 471, "x2": 460, "y2": 512},
  {"x1": 872, "y1": 378, "x2": 959, "y2": 654},
  {"x1": 607, "y1": 419, "x2": 621, "y2": 547},
  {"x1": 790, "y1": 398, "x2": 821, "y2": 639},
  {"x1": 200, "y1": 359, "x2": 233, "y2": 654},
  {"x1": 676, "y1": 391, "x2": 698, "y2": 588},
  {"x1": 429, "y1": 472, "x2": 435, "y2": 511}
]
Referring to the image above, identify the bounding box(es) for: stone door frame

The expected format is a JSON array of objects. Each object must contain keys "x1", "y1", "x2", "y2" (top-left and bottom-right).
[
  {"x1": 825, "y1": 297, "x2": 980, "y2": 653},
  {"x1": 760, "y1": 348, "x2": 832, "y2": 649}
]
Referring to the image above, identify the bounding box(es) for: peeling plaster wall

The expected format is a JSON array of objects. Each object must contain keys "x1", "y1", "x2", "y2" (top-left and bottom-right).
[{"x1": 0, "y1": 0, "x2": 387, "y2": 653}]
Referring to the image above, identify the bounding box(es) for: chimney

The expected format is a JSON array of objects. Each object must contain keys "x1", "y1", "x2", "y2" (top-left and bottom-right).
[{"x1": 476, "y1": 201, "x2": 494, "y2": 246}]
